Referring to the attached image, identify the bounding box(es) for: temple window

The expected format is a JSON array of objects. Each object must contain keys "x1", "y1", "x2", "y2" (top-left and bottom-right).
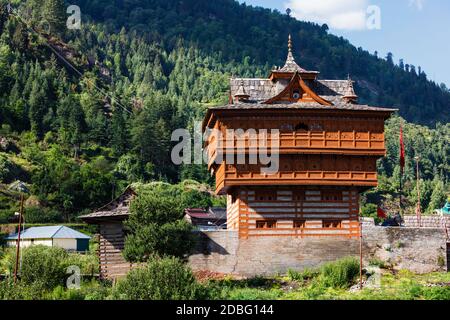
[
  {"x1": 293, "y1": 220, "x2": 306, "y2": 229},
  {"x1": 255, "y1": 191, "x2": 277, "y2": 201},
  {"x1": 293, "y1": 190, "x2": 305, "y2": 201},
  {"x1": 256, "y1": 220, "x2": 277, "y2": 229},
  {"x1": 323, "y1": 220, "x2": 342, "y2": 229},
  {"x1": 321, "y1": 191, "x2": 343, "y2": 202},
  {"x1": 295, "y1": 123, "x2": 309, "y2": 131},
  {"x1": 292, "y1": 89, "x2": 301, "y2": 100}
]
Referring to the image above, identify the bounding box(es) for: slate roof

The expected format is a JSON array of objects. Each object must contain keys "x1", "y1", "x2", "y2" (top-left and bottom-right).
[
  {"x1": 230, "y1": 77, "x2": 360, "y2": 103},
  {"x1": 210, "y1": 101, "x2": 396, "y2": 112},
  {"x1": 185, "y1": 207, "x2": 227, "y2": 221},
  {"x1": 227, "y1": 36, "x2": 394, "y2": 111},
  {"x1": 6, "y1": 226, "x2": 90, "y2": 240},
  {"x1": 184, "y1": 207, "x2": 227, "y2": 230},
  {"x1": 79, "y1": 186, "x2": 136, "y2": 222}
]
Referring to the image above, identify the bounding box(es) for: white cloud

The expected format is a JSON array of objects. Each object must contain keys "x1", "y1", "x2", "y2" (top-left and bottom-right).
[
  {"x1": 285, "y1": 0, "x2": 370, "y2": 30},
  {"x1": 409, "y1": 0, "x2": 425, "y2": 11}
]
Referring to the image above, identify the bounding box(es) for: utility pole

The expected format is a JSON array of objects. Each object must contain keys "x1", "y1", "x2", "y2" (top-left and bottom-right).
[
  {"x1": 415, "y1": 156, "x2": 422, "y2": 227},
  {"x1": 13, "y1": 194, "x2": 24, "y2": 285}
]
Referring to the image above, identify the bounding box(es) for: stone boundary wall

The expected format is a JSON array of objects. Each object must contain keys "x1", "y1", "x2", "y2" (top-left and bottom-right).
[
  {"x1": 403, "y1": 215, "x2": 450, "y2": 230},
  {"x1": 189, "y1": 226, "x2": 448, "y2": 276},
  {"x1": 363, "y1": 225, "x2": 447, "y2": 274}
]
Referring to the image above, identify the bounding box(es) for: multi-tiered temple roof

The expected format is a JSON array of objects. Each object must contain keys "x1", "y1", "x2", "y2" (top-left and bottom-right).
[{"x1": 205, "y1": 36, "x2": 396, "y2": 122}]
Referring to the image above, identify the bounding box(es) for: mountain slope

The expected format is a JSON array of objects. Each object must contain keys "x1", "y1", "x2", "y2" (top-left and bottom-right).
[{"x1": 70, "y1": 0, "x2": 450, "y2": 125}]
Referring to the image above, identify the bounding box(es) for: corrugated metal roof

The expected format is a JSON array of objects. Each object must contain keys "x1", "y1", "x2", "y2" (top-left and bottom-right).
[{"x1": 5, "y1": 226, "x2": 90, "y2": 240}]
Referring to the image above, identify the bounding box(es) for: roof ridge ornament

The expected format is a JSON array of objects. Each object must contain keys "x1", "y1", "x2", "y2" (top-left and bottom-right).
[
  {"x1": 343, "y1": 75, "x2": 358, "y2": 103},
  {"x1": 234, "y1": 79, "x2": 250, "y2": 103}
]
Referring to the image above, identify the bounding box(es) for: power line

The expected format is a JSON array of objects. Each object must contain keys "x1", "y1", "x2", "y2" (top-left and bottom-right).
[{"x1": 8, "y1": 6, "x2": 133, "y2": 115}]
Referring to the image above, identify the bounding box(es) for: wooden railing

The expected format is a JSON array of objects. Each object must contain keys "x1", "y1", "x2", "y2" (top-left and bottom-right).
[
  {"x1": 214, "y1": 163, "x2": 378, "y2": 193},
  {"x1": 206, "y1": 131, "x2": 385, "y2": 165}
]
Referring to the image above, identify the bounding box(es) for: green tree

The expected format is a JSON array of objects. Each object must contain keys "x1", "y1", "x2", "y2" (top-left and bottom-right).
[
  {"x1": 43, "y1": 0, "x2": 66, "y2": 35},
  {"x1": 123, "y1": 189, "x2": 196, "y2": 262},
  {"x1": 428, "y1": 179, "x2": 447, "y2": 213},
  {"x1": 28, "y1": 80, "x2": 49, "y2": 138}
]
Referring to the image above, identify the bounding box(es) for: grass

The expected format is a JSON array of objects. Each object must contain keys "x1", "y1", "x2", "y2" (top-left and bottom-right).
[
  {"x1": 0, "y1": 253, "x2": 449, "y2": 300},
  {"x1": 207, "y1": 258, "x2": 450, "y2": 300}
]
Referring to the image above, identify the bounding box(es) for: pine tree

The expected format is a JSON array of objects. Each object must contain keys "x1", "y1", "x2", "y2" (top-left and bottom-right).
[
  {"x1": 28, "y1": 80, "x2": 48, "y2": 138},
  {"x1": 110, "y1": 106, "x2": 129, "y2": 156},
  {"x1": 428, "y1": 179, "x2": 446, "y2": 213},
  {"x1": 43, "y1": 0, "x2": 66, "y2": 35}
]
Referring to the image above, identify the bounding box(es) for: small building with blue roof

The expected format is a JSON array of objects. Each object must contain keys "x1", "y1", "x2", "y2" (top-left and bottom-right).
[{"x1": 5, "y1": 226, "x2": 90, "y2": 252}]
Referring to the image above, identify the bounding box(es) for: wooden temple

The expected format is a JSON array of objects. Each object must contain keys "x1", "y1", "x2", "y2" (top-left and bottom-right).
[{"x1": 203, "y1": 35, "x2": 396, "y2": 239}]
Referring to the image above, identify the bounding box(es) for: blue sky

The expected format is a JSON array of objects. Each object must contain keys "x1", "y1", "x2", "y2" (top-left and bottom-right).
[{"x1": 241, "y1": 0, "x2": 450, "y2": 87}]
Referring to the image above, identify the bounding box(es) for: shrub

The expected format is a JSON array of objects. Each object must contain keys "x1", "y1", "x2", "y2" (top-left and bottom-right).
[
  {"x1": 0, "y1": 279, "x2": 46, "y2": 300},
  {"x1": 318, "y1": 257, "x2": 360, "y2": 289},
  {"x1": 368, "y1": 258, "x2": 387, "y2": 269},
  {"x1": 18, "y1": 245, "x2": 69, "y2": 289},
  {"x1": 123, "y1": 190, "x2": 197, "y2": 262},
  {"x1": 437, "y1": 255, "x2": 445, "y2": 268},
  {"x1": 287, "y1": 268, "x2": 319, "y2": 282},
  {"x1": 65, "y1": 252, "x2": 99, "y2": 276},
  {"x1": 114, "y1": 256, "x2": 204, "y2": 300},
  {"x1": 422, "y1": 286, "x2": 450, "y2": 300}
]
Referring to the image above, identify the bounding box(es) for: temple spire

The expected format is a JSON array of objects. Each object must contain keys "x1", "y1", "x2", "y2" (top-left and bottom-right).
[
  {"x1": 278, "y1": 35, "x2": 306, "y2": 73},
  {"x1": 343, "y1": 75, "x2": 358, "y2": 103},
  {"x1": 269, "y1": 35, "x2": 319, "y2": 80}
]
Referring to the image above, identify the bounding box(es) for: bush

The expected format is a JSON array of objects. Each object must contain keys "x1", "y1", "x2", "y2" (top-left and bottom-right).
[
  {"x1": 18, "y1": 245, "x2": 69, "y2": 289},
  {"x1": 368, "y1": 258, "x2": 387, "y2": 269},
  {"x1": 422, "y1": 286, "x2": 450, "y2": 300},
  {"x1": 0, "y1": 279, "x2": 46, "y2": 300},
  {"x1": 318, "y1": 257, "x2": 360, "y2": 289},
  {"x1": 65, "y1": 252, "x2": 99, "y2": 276},
  {"x1": 123, "y1": 190, "x2": 197, "y2": 262},
  {"x1": 114, "y1": 256, "x2": 204, "y2": 300},
  {"x1": 287, "y1": 268, "x2": 319, "y2": 282}
]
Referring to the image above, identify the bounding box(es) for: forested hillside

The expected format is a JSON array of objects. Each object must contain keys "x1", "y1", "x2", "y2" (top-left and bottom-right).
[
  {"x1": 73, "y1": 0, "x2": 450, "y2": 125},
  {"x1": 0, "y1": 0, "x2": 448, "y2": 223}
]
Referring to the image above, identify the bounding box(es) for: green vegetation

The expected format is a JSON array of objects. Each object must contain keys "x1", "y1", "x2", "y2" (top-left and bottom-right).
[
  {"x1": 0, "y1": 0, "x2": 448, "y2": 301},
  {"x1": 0, "y1": 250, "x2": 449, "y2": 300},
  {"x1": 114, "y1": 256, "x2": 206, "y2": 300},
  {"x1": 0, "y1": 244, "x2": 102, "y2": 299},
  {"x1": 207, "y1": 260, "x2": 450, "y2": 301}
]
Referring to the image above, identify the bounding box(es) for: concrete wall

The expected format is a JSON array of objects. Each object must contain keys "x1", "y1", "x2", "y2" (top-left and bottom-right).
[
  {"x1": 7, "y1": 239, "x2": 53, "y2": 248},
  {"x1": 189, "y1": 225, "x2": 448, "y2": 276},
  {"x1": 53, "y1": 238, "x2": 77, "y2": 250},
  {"x1": 7, "y1": 238, "x2": 79, "y2": 251}
]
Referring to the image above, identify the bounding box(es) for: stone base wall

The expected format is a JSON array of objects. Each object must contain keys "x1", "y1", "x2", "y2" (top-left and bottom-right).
[{"x1": 189, "y1": 226, "x2": 448, "y2": 276}]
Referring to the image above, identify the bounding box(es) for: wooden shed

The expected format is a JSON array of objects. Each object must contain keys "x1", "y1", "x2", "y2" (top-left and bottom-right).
[{"x1": 80, "y1": 187, "x2": 136, "y2": 280}]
